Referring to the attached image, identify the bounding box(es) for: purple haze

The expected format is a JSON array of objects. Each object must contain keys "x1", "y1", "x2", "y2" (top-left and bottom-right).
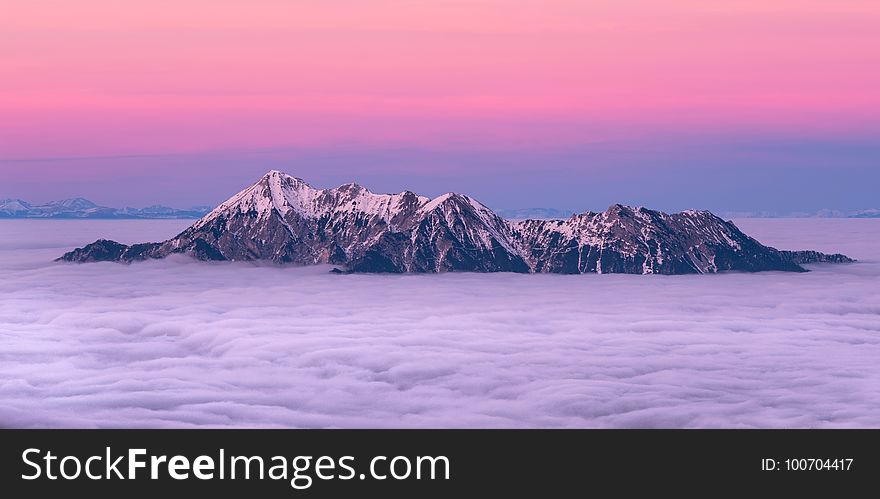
[
  {"x1": 0, "y1": 218, "x2": 878, "y2": 428},
  {"x1": 2, "y1": 137, "x2": 879, "y2": 213}
]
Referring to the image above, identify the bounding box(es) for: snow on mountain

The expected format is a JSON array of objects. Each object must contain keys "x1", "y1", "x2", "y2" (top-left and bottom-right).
[
  {"x1": 195, "y1": 170, "x2": 429, "y2": 230},
  {"x1": 58, "y1": 170, "x2": 854, "y2": 274},
  {"x1": 717, "y1": 208, "x2": 880, "y2": 219},
  {"x1": 0, "y1": 198, "x2": 210, "y2": 219},
  {"x1": 848, "y1": 209, "x2": 880, "y2": 218},
  {"x1": 159, "y1": 170, "x2": 525, "y2": 271},
  {"x1": 513, "y1": 205, "x2": 810, "y2": 274},
  {"x1": 50, "y1": 198, "x2": 99, "y2": 210},
  {"x1": 0, "y1": 199, "x2": 32, "y2": 216}
]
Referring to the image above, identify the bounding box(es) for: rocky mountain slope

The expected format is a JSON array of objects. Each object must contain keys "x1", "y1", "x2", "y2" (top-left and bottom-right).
[{"x1": 58, "y1": 170, "x2": 854, "y2": 274}]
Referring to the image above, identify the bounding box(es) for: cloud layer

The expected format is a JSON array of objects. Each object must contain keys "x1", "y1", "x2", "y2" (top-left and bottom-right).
[{"x1": 1, "y1": 218, "x2": 878, "y2": 428}]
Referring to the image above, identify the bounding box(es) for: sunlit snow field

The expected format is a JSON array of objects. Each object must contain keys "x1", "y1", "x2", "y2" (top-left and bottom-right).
[{"x1": 0, "y1": 218, "x2": 878, "y2": 428}]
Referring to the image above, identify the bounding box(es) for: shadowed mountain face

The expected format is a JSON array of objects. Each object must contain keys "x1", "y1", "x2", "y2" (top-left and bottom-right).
[
  {"x1": 512, "y1": 206, "x2": 823, "y2": 274},
  {"x1": 58, "y1": 170, "x2": 853, "y2": 274}
]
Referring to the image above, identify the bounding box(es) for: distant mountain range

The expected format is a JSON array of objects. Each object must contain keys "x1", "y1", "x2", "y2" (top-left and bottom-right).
[
  {"x1": 499, "y1": 207, "x2": 880, "y2": 219},
  {"x1": 5, "y1": 197, "x2": 875, "y2": 221},
  {"x1": 716, "y1": 209, "x2": 880, "y2": 219},
  {"x1": 0, "y1": 198, "x2": 210, "y2": 219},
  {"x1": 59, "y1": 170, "x2": 852, "y2": 274},
  {"x1": 495, "y1": 208, "x2": 577, "y2": 220}
]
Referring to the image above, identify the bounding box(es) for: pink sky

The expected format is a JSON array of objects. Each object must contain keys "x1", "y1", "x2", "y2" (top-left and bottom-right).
[{"x1": 2, "y1": 0, "x2": 878, "y2": 158}]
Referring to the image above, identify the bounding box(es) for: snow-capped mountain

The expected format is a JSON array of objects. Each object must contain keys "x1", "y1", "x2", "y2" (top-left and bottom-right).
[
  {"x1": 716, "y1": 208, "x2": 880, "y2": 219},
  {"x1": 512, "y1": 205, "x2": 849, "y2": 274},
  {"x1": 58, "y1": 170, "x2": 853, "y2": 274},
  {"x1": 0, "y1": 197, "x2": 114, "y2": 218},
  {"x1": 495, "y1": 207, "x2": 575, "y2": 220},
  {"x1": 848, "y1": 209, "x2": 880, "y2": 218},
  {"x1": 0, "y1": 198, "x2": 209, "y2": 219},
  {"x1": 0, "y1": 199, "x2": 32, "y2": 217}
]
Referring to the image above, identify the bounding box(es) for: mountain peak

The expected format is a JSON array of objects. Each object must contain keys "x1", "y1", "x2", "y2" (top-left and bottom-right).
[
  {"x1": 58, "y1": 173, "x2": 854, "y2": 274},
  {"x1": 52, "y1": 198, "x2": 98, "y2": 209},
  {"x1": 337, "y1": 182, "x2": 366, "y2": 193},
  {"x1": 0, "y1": 198, "x2": 31, "y2": 208},
  {"x1": 195, "y1": 170, "x2": 319, "y2": 226},
  {"x1": 420, "y1": 192, "x2": 491, "y2": 211},
  {"x1": 0, "y1": 198, "x2": 32, "y2": 216},
  {"x1": 420, "y1": 192, "x2": 457, "y2": 212},
  {"x1": 605, "y1": 203, "x2": 637, "y2": 213},
  {"x1": 261, "y1": 170, "x2": 311, "y2": 189}
]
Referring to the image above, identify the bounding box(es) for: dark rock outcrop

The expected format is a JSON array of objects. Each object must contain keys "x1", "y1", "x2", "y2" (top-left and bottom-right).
[{"x1": 779, "y1": 250, "x2": 855, "y2": 265}]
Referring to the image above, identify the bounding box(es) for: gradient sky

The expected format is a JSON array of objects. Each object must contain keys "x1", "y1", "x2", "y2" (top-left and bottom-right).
[{"x1": 1, "y1": 0, "x2": 878, "y2": 211}]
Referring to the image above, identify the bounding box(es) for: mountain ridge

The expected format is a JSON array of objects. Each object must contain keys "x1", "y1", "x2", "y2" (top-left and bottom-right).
[
  {"x1": 0, "y1": 198, "x2": 210, "y2": 219},
  {"x1": 58, "y1": 170, "x2": 854, "y2": 274}
]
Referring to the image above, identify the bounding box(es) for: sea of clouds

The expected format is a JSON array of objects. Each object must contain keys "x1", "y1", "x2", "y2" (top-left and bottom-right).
[{"x1": 0, "y1": 218, "x2": 878, "y2": 428}]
